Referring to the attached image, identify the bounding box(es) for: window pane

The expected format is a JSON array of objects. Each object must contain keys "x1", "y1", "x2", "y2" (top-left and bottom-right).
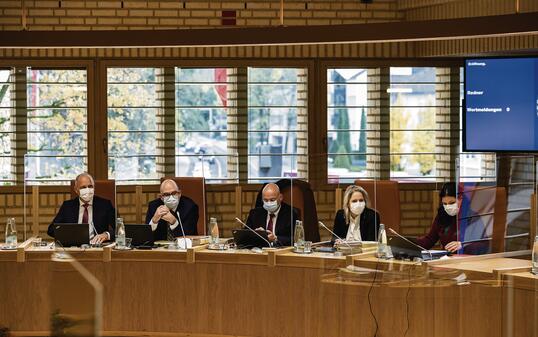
[
  {"x1": 327, "y1": 69, "x2": 368, "y2": 180},
  {"x1": 390, "y1": 67, "x2": 436, "y2": 179},
  {"x1": 175, "y1": 68, "x2": 233, "y2": 183},
  {"x1": 26, "y1": 68, "x2": 87, "y2": 184},
  {"x1": 108, "y1": 68, "x2": 159, "y2": 183},
  {"x1": 248, "y1": 68, "x2": 306, "y2": 180},
  {"x1": 0, "y1": 70, "x2": 12, "y2": 184}
]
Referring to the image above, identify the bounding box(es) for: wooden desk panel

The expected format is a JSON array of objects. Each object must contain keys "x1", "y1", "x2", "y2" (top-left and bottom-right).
[{"x1": 0, "y1": 249, "x2": 534, "y2": 337}]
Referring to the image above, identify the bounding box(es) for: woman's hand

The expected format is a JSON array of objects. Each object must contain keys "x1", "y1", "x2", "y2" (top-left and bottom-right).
[{"x1": 445, "y1": 241, "x2": 462, "y2": 253}]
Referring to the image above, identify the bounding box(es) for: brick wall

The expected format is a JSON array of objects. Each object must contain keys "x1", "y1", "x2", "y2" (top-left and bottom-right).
[
  {"x1": 0, "y1": 0, "x2": 402, "y2": 31},
  {"x1": 0, "y1": 184, "x2": 437, "y2": 242}
]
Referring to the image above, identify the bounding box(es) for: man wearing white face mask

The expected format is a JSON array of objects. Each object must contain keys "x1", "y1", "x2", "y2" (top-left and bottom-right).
[
  {"x1": 48, "y1": 172, "x2": 115, "y2": 244},
  {"x1": 332, "y1": 185, "x2": 381, "y2": 244},
  {"x1": 145, "y1": 179, "x2": 199, "y2": 241},
  {"x1": 245, "y1": 183, "x2": 299, "y2": 246}
]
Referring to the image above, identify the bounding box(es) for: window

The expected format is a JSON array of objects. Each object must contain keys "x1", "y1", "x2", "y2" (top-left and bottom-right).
[
  {"x1": 175, "y1": 68, "x2": 233, "y2": 182},
  {"x1": 0, "y1": 69, "x2": 12, "y2": 185},
  {"x1": 26, "y1": 68, "x2": 87, "y2": 184},
  {"x1": 389, "y1": 67, "x2": 436, "y2": 179},
  {"x1": 327, "y1": 68, "x2": 368, "y2": 183},
  {"x1": 108, "y1": 68, "x2": 159, "y2": 183},
  {"x1": 248, "y1": 67, "x2": 306, "y2": 182}
]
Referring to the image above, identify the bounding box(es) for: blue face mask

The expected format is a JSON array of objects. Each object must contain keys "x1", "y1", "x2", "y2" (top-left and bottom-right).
[{"x1": 263, "y1": 200, "x2": 279, "y2": 213}]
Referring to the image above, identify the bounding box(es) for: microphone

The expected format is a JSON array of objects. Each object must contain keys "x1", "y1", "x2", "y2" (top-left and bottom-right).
[
  {"x1": 176, "y1": 209, "x2": 191, "y2": 249},
  {"x1": 387, "y1": 228, "x2": 433, "y2": 261},
  {"x1": 318, "y1": 221, "x2": 352, "y2": 250},
  {"x1": 234, "y1": 217, "x2": 273, "y2": 248}
]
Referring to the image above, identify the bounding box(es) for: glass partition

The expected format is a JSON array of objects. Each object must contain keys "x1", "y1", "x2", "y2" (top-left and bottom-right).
[{"x1": 50, "y1": 252, "x2": 102, "y2": 336}]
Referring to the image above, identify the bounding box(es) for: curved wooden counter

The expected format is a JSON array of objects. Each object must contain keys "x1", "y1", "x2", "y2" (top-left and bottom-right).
[{"x1": 0, "y1": 246, "x2": 535, "y2": 337}]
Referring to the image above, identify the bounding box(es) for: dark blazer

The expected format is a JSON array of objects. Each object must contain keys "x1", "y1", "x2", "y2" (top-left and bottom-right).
[
  {"x1": 332, "y1": 208, "x2": 381, "y2": 242},
  {"x1": 145, "y1": 195, "x2": 199, "y2": 241},
  {"x1": 48, "y1": 195, "x2": 116, "y2": 240},
  {"x1": 245, "y1": 202, "x2": 299, "y2": 246}
]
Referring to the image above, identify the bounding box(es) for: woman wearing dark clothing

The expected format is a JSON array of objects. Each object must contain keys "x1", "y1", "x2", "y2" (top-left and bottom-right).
[
  {"x1": 333, "y1": 185, "x2": 381, "y2": 243},
  {"x1": 416, "y1": 182, "x2": 462, "y2": 253}
]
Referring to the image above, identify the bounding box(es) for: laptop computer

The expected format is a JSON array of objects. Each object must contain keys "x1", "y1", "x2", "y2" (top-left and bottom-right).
[
  {"x1": 387, "y1": 235, "x2": 448, "y2": 261},
  {"x1": 232, "y1": 229, "x2": 271, "y2": 248},
  {"x1": 53, "y1": 223, "x2": 89, "y2": 247},
  {"x1": 125, "y1": 224, "x2": 154, "y2": 247}
]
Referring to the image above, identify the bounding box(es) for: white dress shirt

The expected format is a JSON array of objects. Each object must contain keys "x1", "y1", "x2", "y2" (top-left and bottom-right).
[
  {"x1": 149, "y1": 205, "x2": 180, "y2": 231},
  {"x1": 265, "y1": 205, "x2": 281, "y2": 233},
  {"x1": 345, "y1": 215, "x2": 362, "y2": 241},
  {"x1": 78, "y1": 198, "x2": 96, "y2": 239}
]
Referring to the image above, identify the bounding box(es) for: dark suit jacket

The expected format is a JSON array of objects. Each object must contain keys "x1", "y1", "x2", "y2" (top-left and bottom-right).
[
  {"x1": 48, "y1": 196, "x2": 116, "y2": 240},
  {"x1": 245, "y1": 202, "x2": 299, "y2": 246},
  {"x1": 145, "y1": 195, "x2": 199, "y2": 241},
  {"x1": 332, "y1": 208, "x2": 381, "y2": 242}
]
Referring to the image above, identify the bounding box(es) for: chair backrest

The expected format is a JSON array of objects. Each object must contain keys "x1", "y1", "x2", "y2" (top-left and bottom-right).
[
  {"x1": 160, "y1": 177, "x2": 206, "y2": 235},
  {"x1": 70, "y1": 179, "x2": 116, "y2": 208},
  {"x1": 254, "y1": 179, "x2": 320, "y2": 242},
  {"x1": 354, "y1": 179, "x2": 401, "y2": 233}
]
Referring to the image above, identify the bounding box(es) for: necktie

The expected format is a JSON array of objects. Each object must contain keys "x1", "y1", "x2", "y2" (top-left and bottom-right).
[
  {"x1": 82, "y1": 203, "x2": 89, "y2": 224},
  {"x1": 268, "y1": 213, "x2": 275, "y2": 233},
  {"x1": 167, "y1": 210, "x2": 177, "y2": 241}
]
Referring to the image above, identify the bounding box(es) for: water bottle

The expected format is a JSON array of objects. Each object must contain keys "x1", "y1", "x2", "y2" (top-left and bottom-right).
[
  {"x1": 531, "y1": 235, "x2": 538, "y2": 275},
  {"x1": 209, "y1": 217, "x2": 219, "y2": 244},
  {"x1": 294, "y1": 220, "x2": 305, "y2": 247},
  {"x1": 116, "y1": 217, "x2": 126, "y2": 248},
  {"x1": 5, "y1": 218, "x2": 17, "y2": 248},
  {"x1": 376, "y1": 223, "x2": 388, "y2": 259}
]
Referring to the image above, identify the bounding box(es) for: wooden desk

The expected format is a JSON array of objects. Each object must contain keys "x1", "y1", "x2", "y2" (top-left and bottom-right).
[
  {"x1": 0, "y1": 247, "x2": 535, "y2": 337},
  {"x1": 502, "y1": 271, "x2": 538, "y2": 337}
]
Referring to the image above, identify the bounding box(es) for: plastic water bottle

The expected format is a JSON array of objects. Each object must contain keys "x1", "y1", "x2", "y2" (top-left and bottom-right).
[
  {"x1": 5, "y1": 218, "x2": 17, "y2": 248},
  {"x1": 116, "y1": 217, "x2": 126, "y2": 248},
  {"x1": 376, "y1": 223, "x2": 388, "y2": 259},
  {"x1": 294, "y1": 220, "x2": 305, "y2": 247},
  {"x1": 209, "y1": 217, "x2": 219, "y2": 244},
  {"x1": 531, "y1": 235, "x2": 538, "y2": 275}
]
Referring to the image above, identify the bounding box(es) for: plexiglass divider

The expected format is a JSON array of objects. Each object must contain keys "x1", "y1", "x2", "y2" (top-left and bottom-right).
[{"x1": 50, "y1": 252, "x2": 102, "y2": 337}]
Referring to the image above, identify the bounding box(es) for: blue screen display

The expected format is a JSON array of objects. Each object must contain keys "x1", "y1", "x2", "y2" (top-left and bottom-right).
[{"x1": 465, "y1": 57, "x2": 538, "y2": 151}]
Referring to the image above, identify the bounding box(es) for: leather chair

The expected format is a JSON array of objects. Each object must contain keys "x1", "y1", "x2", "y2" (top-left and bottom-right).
[
  {"x1": 160, "y1": 177, "x2": 207, "y2": 235},
  {"x1": 354, "y1": 179, "x2": 401, "y2": 233},
  {"x1": 70, "y1": 179, "x2": 116, "y2": 208},
  {"x1": 254, "y1": 179, "x2": 320, "y2": 242}
]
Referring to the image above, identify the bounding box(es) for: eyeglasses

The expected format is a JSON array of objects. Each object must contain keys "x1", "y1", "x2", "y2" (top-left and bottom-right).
[{"x1": 161, "y1": 191, "x2": 179, "y2": 198}]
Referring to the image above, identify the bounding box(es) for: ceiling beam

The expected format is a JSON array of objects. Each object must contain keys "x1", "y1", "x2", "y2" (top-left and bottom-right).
[{"x1": 0, "y1": 12, "x2": 537, "y2": 48}]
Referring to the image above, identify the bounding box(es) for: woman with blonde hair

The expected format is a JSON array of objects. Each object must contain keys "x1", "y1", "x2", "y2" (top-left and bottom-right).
[{"x1": 333, "y1": 185, "x2": 381, "y2": 243}]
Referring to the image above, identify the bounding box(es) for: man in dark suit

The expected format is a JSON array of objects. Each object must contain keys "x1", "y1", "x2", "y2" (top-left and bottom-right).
[
  {"x1": 246, "y1": 183, "x2": 299, "y2": 246},
  {"x1": 145, "y1": 179, "x2": 199, "y2": 241},
  {"x1": 48, "y1": 173, "x2": 115, "y2": 244}
]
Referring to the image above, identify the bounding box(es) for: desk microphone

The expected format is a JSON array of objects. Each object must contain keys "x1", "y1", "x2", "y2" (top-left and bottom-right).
[
  {"x1": 387, "y1": 228, "x2": 433, "y2": 261},
  {"x1": 176, "y1": 210, "x2": 191, "y2": 249},
  {"x1": 318, "y1": 221, "x2": 352, "y2": 250},
  {"x1": 234, "y1": 217, "x2": 273, "y2": 248}
]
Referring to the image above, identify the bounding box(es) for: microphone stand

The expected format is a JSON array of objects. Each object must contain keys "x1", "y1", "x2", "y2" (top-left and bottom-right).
[
  {"x1": 235, "y1": 217, "x2": 273, "y2": 248},
  {"x1": 318, "y1": 221, "x2": 352, "y2": 251},
  {"x1": 176, "y1": 209, "x2": 190, "y2": 250}
]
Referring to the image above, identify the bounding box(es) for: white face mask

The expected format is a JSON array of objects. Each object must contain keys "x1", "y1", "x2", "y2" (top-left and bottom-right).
[
  {"x1": 443, "y1": 203, "x2": 459, "y2": 217},
  {"x1": 263, "y1": 200, "x2": 279, "y2": 213},
  {"x1": 79, "y1": 187, "x2": 94, "y2": 203},
  {"x1": 163, "y1": 195, "x2": 179, "y2": 210},
  {"x1": 350, "y1": 201, "x2": 365, "y2": 216}
]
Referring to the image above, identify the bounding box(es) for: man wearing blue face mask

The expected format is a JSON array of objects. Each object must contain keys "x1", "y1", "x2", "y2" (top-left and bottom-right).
[
  {"x1": 48, "y1": 172, "x2": 115, "y2": 244},
  {"x1": 245, "y1": 183, "x2": 299, "y2": 246},
  {"x1": 145, "y1": 179, "x2": 199, "y2": 241}
]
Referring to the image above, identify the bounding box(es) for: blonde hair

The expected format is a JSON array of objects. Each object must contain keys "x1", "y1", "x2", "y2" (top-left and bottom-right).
[{"x1": 342, "y1": 185, "x2": 370, "y2": 224}]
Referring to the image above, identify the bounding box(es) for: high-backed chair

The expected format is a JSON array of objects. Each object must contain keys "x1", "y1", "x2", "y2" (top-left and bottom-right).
[
  {"x1": 70, "y1": 179, "x2": 116, "y2": 208},
  {"x1": 254, "y1": 179, "x2": 320, "y2": 242},
  {"x1": 354, "y1": 179, "x2": 401, "y2": 233},
  {"x1": 160, "y1": 177, "x2": 206, "y2": 235}
]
